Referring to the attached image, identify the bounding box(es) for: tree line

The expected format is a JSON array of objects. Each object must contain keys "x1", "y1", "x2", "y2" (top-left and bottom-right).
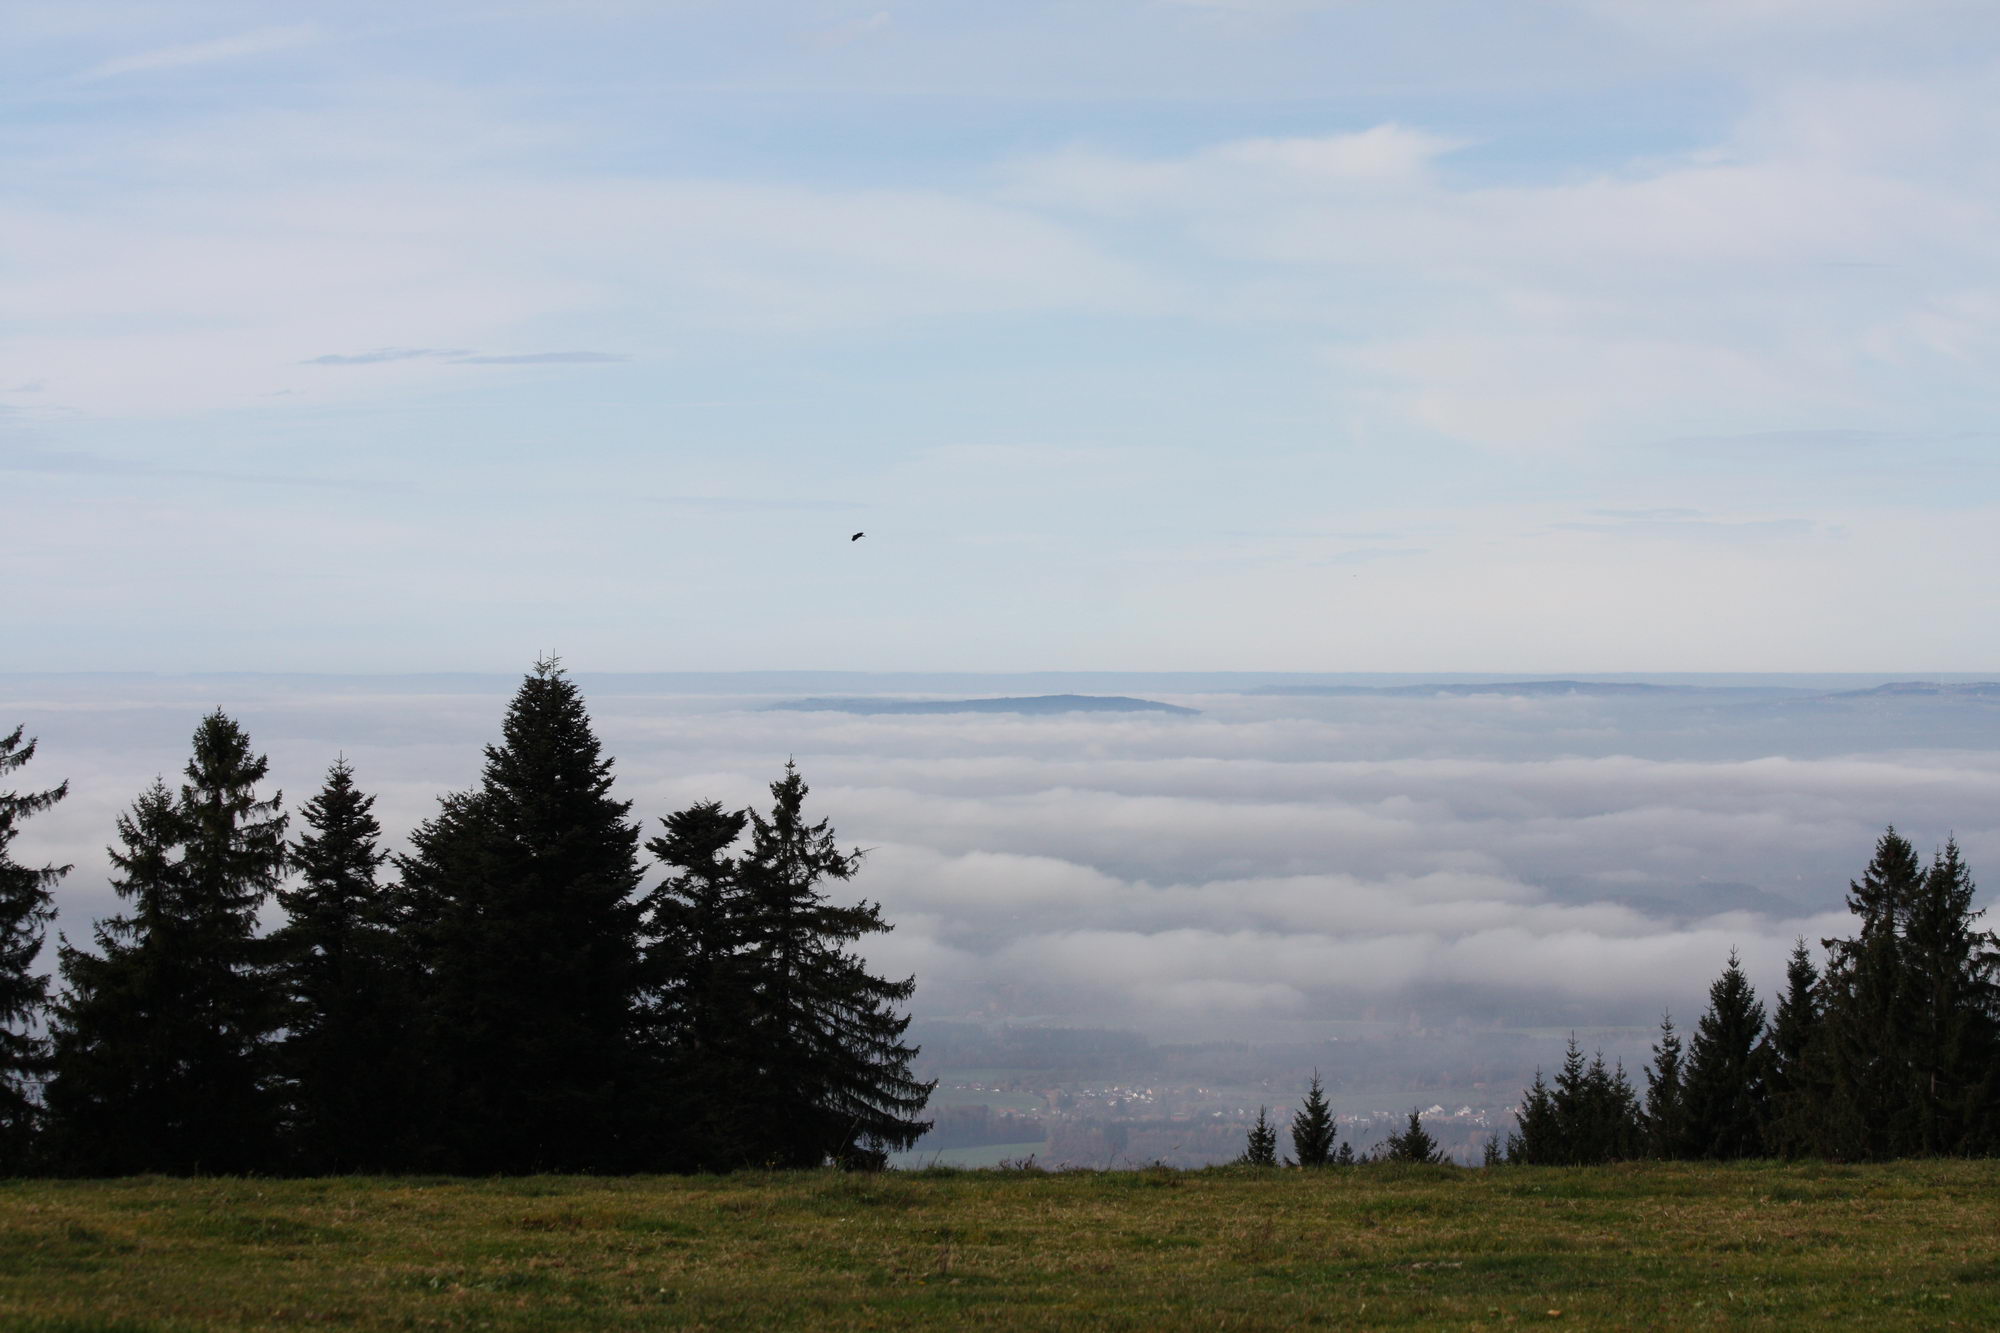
[
  {"x1": 0, "y1": 661, "x2": 932, "y2": 1176},
  {"x1": 1239, "y1": 1072, "x2": 1448, "y2": 1166},
  {"x1": 1239, "y1": 831, "x2": 1998, "y2": 1169},
  {"x1": 1504, "y1": 829, "x2": 1999, "y2": 1165}
]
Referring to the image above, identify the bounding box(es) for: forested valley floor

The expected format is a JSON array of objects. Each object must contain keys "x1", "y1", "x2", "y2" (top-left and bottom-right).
[{"x1": 4, "y1": 1160, "x2": 1999, "y2": 1330}]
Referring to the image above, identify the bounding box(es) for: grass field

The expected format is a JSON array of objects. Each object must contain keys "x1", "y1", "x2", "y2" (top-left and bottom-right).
[{"x1": 3, "y1": 1160, "x2": 1998, "y2": 1329}]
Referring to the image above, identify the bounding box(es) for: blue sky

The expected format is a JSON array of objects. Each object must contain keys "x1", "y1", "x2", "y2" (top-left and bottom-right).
[{"x1": 6, "y1": 0, "x2": 1999, "y2": 671}]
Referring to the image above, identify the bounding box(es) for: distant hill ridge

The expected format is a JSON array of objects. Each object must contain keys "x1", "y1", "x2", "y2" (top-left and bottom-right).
[
  {"x1": 765, "y1": 694, "x2": 1200, "y2": 716},
  {"x1": 1254, "y1": 679, "x2": 2000, "y2": 701},
  {"x1": 1253, "y1": 680, "x2": 1677, "y2": 698},
  {"x1": 1827, "y1": 681, "x2": 2000, "y2": 699}
]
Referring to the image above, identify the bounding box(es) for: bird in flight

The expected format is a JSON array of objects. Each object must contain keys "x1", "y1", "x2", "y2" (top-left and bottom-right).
[{"x1": 850, "y1": 531, "x2": 865, "y2": 542}]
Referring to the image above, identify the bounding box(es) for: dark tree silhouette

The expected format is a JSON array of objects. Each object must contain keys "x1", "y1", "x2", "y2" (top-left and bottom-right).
[
  {"x1": 0, "y1": 727, "x2": 68, "y2": 1171},
  {"x1": 1506, "y1": 1069, "x2": 1559, "y2": 1165},
  {"x1": 45, "y1": 714, "x2": 287, "y2": 1174},
  {"x1": 641, "y1": 799, "x2": 756, "y2": 1170},
  {"x1": 1679, "y1": 951, "x2": 1768, "y2": 1159},
  {"x1": 1644, "y1": 1013, "x2": 1688, "y2": 1159},
  {"x1": 735, "y1": 763, "x2": 932, "y2": 1168},
  {"x1": 1819, "y1": 828, "x2": 1926, "y2": 1159},
  {"x1": 1290, "y1": 1071, "x2": 1338, "y2": 1166},
  {"x1": 272, "y1": 757, "x2": 411, "y2": 1172},
  {"x1": 397, "y1": 659, "x2": 646, "y2": 1173},
  {"x1": 1898, "y1": 839, "x2": 2000, "y2": 1154},
  {"x1": 1241, "y1": 1106, "x2": 1278, "y2": 1166},
  {"x1": 1381, "y1": 1107, "x2": 1446, "y2": 1164},
  {"x1": 1761, "y1": 940, "x2": 1824, "y2": 1158}
]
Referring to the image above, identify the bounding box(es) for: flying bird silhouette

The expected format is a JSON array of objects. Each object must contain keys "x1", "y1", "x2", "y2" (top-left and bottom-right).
[{"x1": 850, "y1": 532, "x2": 865, "y2": 542}]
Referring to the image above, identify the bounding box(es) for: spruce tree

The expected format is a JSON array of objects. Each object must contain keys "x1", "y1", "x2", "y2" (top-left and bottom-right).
[
  {"x1": 1289, "y1": 1071, "x2": 1338, "y2": 1166},
  {"x1": 1679, "y1": 950, "x2": 1768, "y2": 1159},
  {"x1": 1506, "y1": 1069, "x2": 1559, "y2": 1164},
  {"x1": 736, "y1": 762, "x2": 933, "y2": 1168},
  {"x1": 1819, "y1": 829, "x2": 1925, "y2": 1159},
  {"x1": 1643, "y1": 1013, "x2": 1687, "y2": 1159},
  {"x1": 1241, "y1": 1106, "x2": 1278, "y2": 1165},
  {"x1": 45, "y1": 713, "x2": 288, "y2": 1174},
  {"x1": 0, "y1": 727, "x2": 68, "y2": 1171},
  {"x1": 272, "y1": 758, "x2": 410, "y2": 1172},
  {"x1": 1761, "y1": 941, "x2": 1824, "y2": 1158},
  {"x1": 640, "y1": 799, "x2": 756, "y2": 1170},
  {"x1": 1898, "y1": 840, "x2": 2000, "y2": 1154},
  {"x1": 397, "y1": 659, "x2": 645, "y2": 1173},
  {"x1": 1382, "y1": 1107, "x2": 1446, "y2": 1164}
]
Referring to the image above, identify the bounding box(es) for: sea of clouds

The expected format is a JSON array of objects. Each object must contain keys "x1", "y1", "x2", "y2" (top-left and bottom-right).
[{"x1": 7, "y1": 673, "x2": 1999, "y2": 1042}]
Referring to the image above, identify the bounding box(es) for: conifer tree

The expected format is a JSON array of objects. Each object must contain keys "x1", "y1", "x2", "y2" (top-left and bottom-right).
[
  {"x1": 1506, "y1": 1069, "x2": 1559, "y2": 1164},
  {"x1": 0, "y1": 728, "x2": 68, "y2": 1171},
  {"x1": 1241, "y1": 1106, "x2": 1278, "y2": 1166},
  {"x1": 1679, "y1": 950, "x2": 1768, "y2": 1159},
  {"x1": 1819, "y1": 829, "x2": 1925, "y2": 1159},
  {"x1": 1381, "y1": 1106, "x2": 1446, "y2": 1163},
  {"x1": 640, "y1": 799, "x2": 755, "y2": 1170},
  {"x1": 1289, "y1": 1071, "x2": 1338, "y2": 1166},
  {"x1": 1760, "y1": 941, "x2": 1824, "y2": 1158},
  {"x1": 1898, "y1": 840, "x2": 2000, "y2": 1154},
  {"x1": 1644, "y1": 1013, "x2": 1687, "y2": 1159},
  {"x1": 397, "y1": 659, "x2": 645, "y2": 1173},
  {"x1": 735, "y1": 762, "x2": 933, "y2": 1168},
  {"x1": 272, "y1": 758, "x2": 410, "y2": 1172},
  {"x1": 1334, "y1": 1139, "x2": 1357, "y2": 1165},
  {"x1": 45, "y1": 713, "x2": 287, "y2": 1174}
]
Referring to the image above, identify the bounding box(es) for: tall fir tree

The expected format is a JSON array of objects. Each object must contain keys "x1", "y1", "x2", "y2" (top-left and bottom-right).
[
  {"x1": 1679, "y1": 950, "x2": 1768, "y2": 1159},
  {"x1": 1898, "y1": 840, "x2": 2000, "y2": 1154},
  {"x1": 45, "y1": 713, "x2": 287, "y2": 1174},
  {"x1": 1289, "y1": 1071, "x2": 1338, "y2": 1167},
  {"x1": 640, "y1": 799, "x2": 756, "y2": 1170},
  {"x1": 1241, "y1": 1106, "x2": 1279, "y2": 1166},
  {"x1": 1819, "y1": 828, "x2": 1925, "y2": 1159},
  {"x1": 1643, "y1": 1013, "x2": 1687, "y2": 1159},
  {"x1": 0, "y1": 727, "x2": 68, "y2": 1172},
  {"x1": 735, "y1": 763, "x2": 933, "y2": 1167},
  {"x1": 397, "y1": 659, "x2": 645, "y2": 1173},
  {"x1": 271, "y1": 758, "x2": 411, "y2": 1172},
  {"x1": 1760, "y1": 941, "x2": 1825, "y2": 1158}
]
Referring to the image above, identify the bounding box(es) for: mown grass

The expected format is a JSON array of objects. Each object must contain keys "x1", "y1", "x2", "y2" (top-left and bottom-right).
[{"x1": 2, "y1": 1160, "x2": 1997, "y2": 1329}]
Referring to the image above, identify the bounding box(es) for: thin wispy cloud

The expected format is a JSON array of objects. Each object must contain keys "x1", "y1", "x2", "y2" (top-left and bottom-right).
[
  {"x1": 303, "y1": 349, "x2": 629, "y2": 367},
  {"x1": 643, "y1": 495, "x2": 865, "y2": 512},
  {"x1": 78, "y1": 25, "x2": 320, "y2": 80},
  {"x1": 301, "y1": 349, "x2": 470, "y2": 367},
  {"x1": 452, "y1": 351, "x2": 630, "y2": 365}
]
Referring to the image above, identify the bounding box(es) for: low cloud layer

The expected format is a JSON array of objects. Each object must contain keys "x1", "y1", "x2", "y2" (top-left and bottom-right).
[{"x1": 9, "y1": 675, "x2": 1993, "y2": 1039}]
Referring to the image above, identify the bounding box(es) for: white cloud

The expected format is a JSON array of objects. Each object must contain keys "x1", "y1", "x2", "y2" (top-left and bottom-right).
[
  {"x1": 19, "y1": 679, "x2": 1999, "y2": 1038},
  {"x1": 1004, "y1": 79, "x2": 2000, "y2": 451}
]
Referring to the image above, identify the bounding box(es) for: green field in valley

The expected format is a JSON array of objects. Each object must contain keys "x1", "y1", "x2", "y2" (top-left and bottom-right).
[{"x1": 3, "y1": 1160, "x2": 1998, "y2": 1330}]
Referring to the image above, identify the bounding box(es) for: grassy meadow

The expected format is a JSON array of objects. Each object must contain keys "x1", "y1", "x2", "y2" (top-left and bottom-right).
[{"x1": 3, "y1": 1160, "x2": 1998, "y2": 1330}]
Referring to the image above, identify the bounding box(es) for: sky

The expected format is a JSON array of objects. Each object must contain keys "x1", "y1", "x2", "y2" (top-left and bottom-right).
[{"x1": 6, "y1": 0, "x2": 2000, "y2": 671}]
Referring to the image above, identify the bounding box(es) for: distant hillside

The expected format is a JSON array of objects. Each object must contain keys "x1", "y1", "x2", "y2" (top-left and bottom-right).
[
  {"x1": 1826, "y1": 681, "x2": 2000, "y2": 700},
  {"x1": 766, "y1": 694, "x2": 1200, "y2": 716},
  {"x1": 1252, "y1": 679, "x2": 1681, "y2": 698}
]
